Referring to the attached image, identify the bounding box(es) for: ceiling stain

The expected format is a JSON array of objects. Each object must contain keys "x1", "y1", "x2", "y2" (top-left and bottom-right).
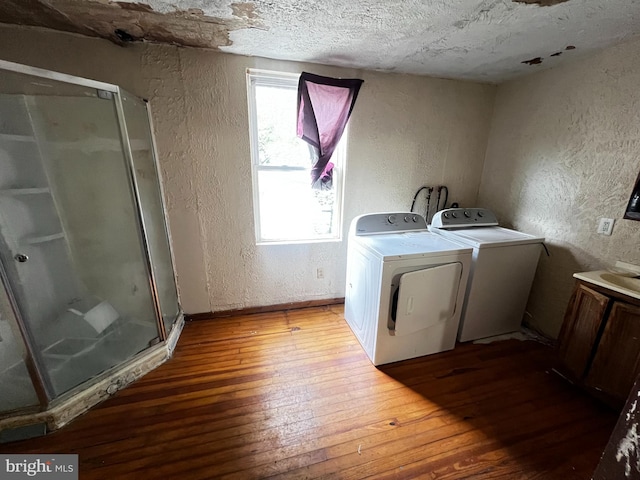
[
  {"x1": 116, "y1": 2, "x2": 154, "y2": 13},
  {"x1": 0, "y1": 0, "x2": 263, "y2": 49},
  {"x1": 231, "y1": 2, "x2": 260, "y2": 20},
  {"x1": 526, "y1": 44, "x2": 574, "y2": 63},
  {"x1": 0, "y1": 0, "x2": 97, "y2": 38},
  {"x1": 114, "y1": 28, "x2": 139, "y2": 42},
  {"x1": 186, "y1": 8, "x2": 206, "y2": 16},
  {"x1": 0, "y1": 0, "x2": 634, "y2": 83},
  {"x1": 512, "y1": 0, "x2": 571, "y2": 6},
  {"x1": 522, "y1": 56, "x2": 543, "y2": 65},
  {"x1": 143, "y1": 23, "x2": 226, "y2": 49}
]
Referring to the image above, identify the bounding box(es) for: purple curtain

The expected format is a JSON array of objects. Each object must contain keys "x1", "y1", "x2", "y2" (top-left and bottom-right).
[{"x1": 296, "y1": 72, "x2": 363, "y2": 189}]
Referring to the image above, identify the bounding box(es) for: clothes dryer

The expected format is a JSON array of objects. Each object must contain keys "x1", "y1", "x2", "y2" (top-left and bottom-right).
[{"x1": 344, "y1": 212, "x2": 472, "y2": 366}]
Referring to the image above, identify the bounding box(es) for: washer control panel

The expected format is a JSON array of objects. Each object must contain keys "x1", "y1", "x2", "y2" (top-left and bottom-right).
[
  {"x1": 352, "y1": 212, "x2": 427, "y2": 235},
  {"x1": 431, "y1": 208, "x2": 499, "y2": 229}
]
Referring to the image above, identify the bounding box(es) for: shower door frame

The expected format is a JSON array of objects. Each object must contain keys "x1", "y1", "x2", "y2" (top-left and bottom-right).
[
  {"x1": 112, "y1": 92, "x2": 166, "y2": 340},
  {"x1": 114, "y1": 92, "x2": 183, "y2": 338},
  {"x1": 0, "y1": 261, "x2": 51, "y2": 409},
  {"x1": 0, "y1": 59, "x2": 177, "y2": 412},
  {"x1": 144, "y1": 100, "x2": 183, "y2": 335}
]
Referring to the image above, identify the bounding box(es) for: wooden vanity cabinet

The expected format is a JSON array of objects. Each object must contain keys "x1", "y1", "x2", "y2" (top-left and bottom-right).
[
  {"x1": 556, "y1": 280, "x2": 640, "y2": 407},
  {"x1": 556, "y1": 284, "x2": 610, "y2": 380},
  {"x1": 585, "y1": 301, "x2": 640, "y2": 400}
]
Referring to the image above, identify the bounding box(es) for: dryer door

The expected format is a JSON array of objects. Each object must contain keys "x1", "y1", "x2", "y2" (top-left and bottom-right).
[{"x1": 394, "y1": 262, "x2": 462, "y2": 336}]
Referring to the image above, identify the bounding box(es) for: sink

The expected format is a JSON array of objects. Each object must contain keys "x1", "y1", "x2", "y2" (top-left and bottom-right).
[
  {"x1": 600, "y1": 273, "x2": 640, "y2": 293},
  {"x1": 573, "y1": 262, "x2": 640, "y2": 300}
]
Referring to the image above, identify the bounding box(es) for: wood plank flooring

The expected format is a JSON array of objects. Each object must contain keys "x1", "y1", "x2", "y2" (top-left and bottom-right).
[{"x1": 1, "y1": 305, "x2": 617, "y2": 479}]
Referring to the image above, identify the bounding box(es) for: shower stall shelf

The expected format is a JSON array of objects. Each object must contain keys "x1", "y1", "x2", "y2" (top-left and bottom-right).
[{"x1": 0, "y1": 60, "x2": 183, "y2": 441}]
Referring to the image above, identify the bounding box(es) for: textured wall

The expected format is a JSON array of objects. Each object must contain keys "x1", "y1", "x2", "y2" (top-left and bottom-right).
[
  {"x1": 0, "y1": 25, "x2": 496, "y2": 314},
  {"x1": 479, "y1": 37, "x2": 640, "y2": 338}
]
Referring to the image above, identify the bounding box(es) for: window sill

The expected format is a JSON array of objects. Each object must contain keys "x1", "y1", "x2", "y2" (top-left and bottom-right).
[{"x1": 256, "y1": 237, "x2": 343, "y2": 246}]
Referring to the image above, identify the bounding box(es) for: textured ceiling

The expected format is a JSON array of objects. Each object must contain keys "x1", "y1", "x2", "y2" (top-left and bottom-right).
[{"x1": 2, "y1": 0, "x2": 640, "y2": 83}]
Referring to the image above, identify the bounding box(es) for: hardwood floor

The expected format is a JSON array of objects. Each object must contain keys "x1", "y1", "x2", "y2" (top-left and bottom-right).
[{"x1": 1, "y1": 305, "x2": 617, "y2": 479}]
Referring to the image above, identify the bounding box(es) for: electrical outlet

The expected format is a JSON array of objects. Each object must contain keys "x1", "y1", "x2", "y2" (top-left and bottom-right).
[
  {"x1": 316, "y1": 268, "x2": 324, "y2": 279},
  {"x1": 597, "y1": 218, "x2": 614, "y2": 236}
]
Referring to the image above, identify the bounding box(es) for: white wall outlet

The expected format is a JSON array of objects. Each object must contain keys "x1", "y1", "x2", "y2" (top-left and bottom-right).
[
  {"x1": 597, "y1": 218, "x2": 615, "y2": 236},
  {"x1": 316, "y1": 268, "x2": 324, "y2": 279}
]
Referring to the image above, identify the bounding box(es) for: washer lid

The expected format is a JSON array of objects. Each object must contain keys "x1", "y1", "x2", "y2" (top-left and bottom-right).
[
  {"x1": 355, "y1": 231, "x2": 471, "y2": 260},
  {"x1": 433, "y1": 226, "x2": 544, "y2": 248}
]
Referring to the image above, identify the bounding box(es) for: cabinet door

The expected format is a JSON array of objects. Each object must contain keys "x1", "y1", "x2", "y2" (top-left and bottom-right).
[
  {"x1": 556, "y1": 283, "x2": 610, "y2": 380},
  {"x1": 586, "y1": 301, "x2": 640, "y2": 401}
]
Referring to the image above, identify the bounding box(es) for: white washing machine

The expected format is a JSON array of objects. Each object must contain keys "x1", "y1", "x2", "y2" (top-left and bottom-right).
[
  {"x1": 344, "y1": 212, "x2": 472, "y2": 366},
  {"x1": 430, "y1": 208, "x2": 545, "y2": 342}
]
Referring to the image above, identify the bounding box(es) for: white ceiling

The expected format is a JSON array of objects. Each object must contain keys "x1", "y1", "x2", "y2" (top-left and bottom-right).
[{"x1": 2, "y1": 0, "x2": 640, "y2": 83}]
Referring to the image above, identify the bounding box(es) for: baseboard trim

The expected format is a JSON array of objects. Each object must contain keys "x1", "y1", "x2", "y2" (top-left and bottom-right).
[{"x1": 187, "y1": 298, "x2": 345, "y2": 321}]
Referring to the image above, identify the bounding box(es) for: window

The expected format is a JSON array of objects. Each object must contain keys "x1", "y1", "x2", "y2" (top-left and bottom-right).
[{"x1": 247, "y1": 69, "x2": 346, "y2": 244}]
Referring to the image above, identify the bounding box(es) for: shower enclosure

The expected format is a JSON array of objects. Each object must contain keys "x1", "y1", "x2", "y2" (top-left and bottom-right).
[{"x1": 0, "y1": 60, "x2": 181, "y2": 435}]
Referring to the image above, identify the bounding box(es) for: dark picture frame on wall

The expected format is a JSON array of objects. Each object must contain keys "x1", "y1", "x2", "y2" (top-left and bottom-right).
[{"x1": 624, "y1": 171, "x2": 640, "y2": 220}]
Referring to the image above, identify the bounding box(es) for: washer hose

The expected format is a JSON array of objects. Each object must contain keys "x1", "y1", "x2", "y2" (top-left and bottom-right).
[{"x1": 410, "y1": 186, "x2": 433, "y2": 214}]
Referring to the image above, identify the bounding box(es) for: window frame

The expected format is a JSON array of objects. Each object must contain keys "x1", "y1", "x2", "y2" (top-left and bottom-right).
[{"x1": 246, "y1": 68, "x2": 346, "y2": 245}]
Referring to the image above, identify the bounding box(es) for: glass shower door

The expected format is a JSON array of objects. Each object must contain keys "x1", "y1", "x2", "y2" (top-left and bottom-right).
[
  {"x1": 0, "y1": 280, "x2": 40, "y2": 413},
  {"x1": 119, "y1": 91, "x2": 181, "y2": 334},
  {"x1": 0, "y1": 68, "x2": 161, "y2": 398}
]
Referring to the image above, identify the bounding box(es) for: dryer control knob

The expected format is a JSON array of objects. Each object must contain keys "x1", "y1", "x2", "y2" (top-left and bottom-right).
[
  {"x1": 387, "y1": 214, "x2": 396, "y2": 224},
  {"x1": 443, "y1": 212, "x2": 450, "y2": 219},
  {"x1": 477, "y1": 211, "x2": 484, "y2": 218},
  {"x1": 412, "y1": 215, "x2": 418, "y2": 222},
  {"x1": 464, "y1": 211, "x2": 471, "y2": 218},
  {"x1": 451, "y1": 212, "x2": 458, "y2": 218},
  {"x1": 404, "y1": 215, "x2": 410, "y2": 222}
]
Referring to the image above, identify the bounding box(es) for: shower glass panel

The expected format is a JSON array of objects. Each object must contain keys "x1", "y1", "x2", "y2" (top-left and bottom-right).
[
  {"x1": 0, "y1": 281, "x2": 39, "y2": 413},
  {"x1": 120, "y1": 91, "x2": 180, "y2": 334},
  {"x1": 0, "y1": 68, "x2": 160, "y2": 397}
]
